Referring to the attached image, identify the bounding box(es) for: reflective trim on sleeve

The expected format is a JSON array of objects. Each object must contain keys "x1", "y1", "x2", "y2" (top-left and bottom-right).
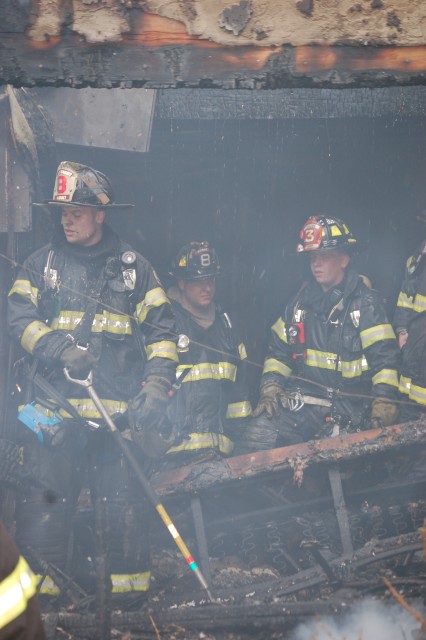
[
  {"x1": 177, "y1": 362, "x2": 237, "y2": 382},
  {"x1": 0, "y1": 556, "x2": 38, "y2": 630},
  {"x1": 226, "y1": 400, "x2": 252, "y2": 419},
  {"x1": 271, "y1": 317, "x2": 288, "y2": 344},
  {"x1": 399, "y1": 375, "x2": 411, "y2": 396},
  {"x1": 36, "y1": 574, "x2": 60, "y2": 596},
  {"x1": 238, "y1": 343, "x2": 247, "y2": 360},
  {"x1": 167, "y1": 432, "x2": 234, "y2": 455},
  {"x1": 396, "y1": 291, "x2": 414, "y2": 311},
  {"x1": 263, "y1": 358, "x2": 292, "y2": 378},
  {"x1": 413, "y1": 293, "x2": 426, "y2": 313},
  {"x1": 407, "y1": 382, "x2": 426, "y2": 406},
  {"x1": 32, "y1": 398, "x2": 128, "y2": 420},
  {"x1": 372, "y1": 368, "x2": 399, "y2": 388},
  {"x1": 111, "y1": 571, "x2": 151, "y2": 593},
  {"x1": 146, "y1": 340, "x2": 179, "y2": 362},
  {"x1": 135, "y1": 287, "x2": 170, "y2": 324},
  {"x1": 360, "y1": 323, "x2": 396, "y2": 349},
  {"x1": 8, "y1": 279, "x2": 39, "y2": 307},
  {"x1": 21, "y1": 320, "x2": 52, "y2": 353}
]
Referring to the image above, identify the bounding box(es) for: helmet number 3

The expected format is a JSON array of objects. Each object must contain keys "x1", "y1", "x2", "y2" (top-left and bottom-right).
[{"x1": 200, "y1": 252, "x2": 211, "y2": 267}]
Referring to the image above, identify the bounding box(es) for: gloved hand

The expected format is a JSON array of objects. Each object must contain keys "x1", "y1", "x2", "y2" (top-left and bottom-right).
[
  {"x1": 370, "y1": 397, "x2": 399, "y2": 428},
  {"x1": 59, "y1": 345, "x2": 98, "y2": 376},
  {"x1": 252, "y1": 382, "x2": 290, "y2": 418},
  {"x1": 128, "y1": 376, "x2": 175, "y2": 458}
]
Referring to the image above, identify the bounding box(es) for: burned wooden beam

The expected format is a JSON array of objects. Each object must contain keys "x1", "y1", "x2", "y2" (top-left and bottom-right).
[
  {"x1": 152, "y1": 419, "x2": 426, "y2": 496},
  {"x1": 1, "y1": 11, "x2": 426, "y2": 88}
]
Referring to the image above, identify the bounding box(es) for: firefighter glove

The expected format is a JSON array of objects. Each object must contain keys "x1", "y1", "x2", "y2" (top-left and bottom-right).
[
  {"x1": 128, "y1": 376, "x2": 174, "y2": 458},
  {"x1": 252, "y1": 382, "x2": 290, "y2": 419},
  {"x1": 370, "y1": 397, "x2": 399, "y2": 428},
  {"x1": 60, "y1": 345, "x2": 98, "y2": 376}
]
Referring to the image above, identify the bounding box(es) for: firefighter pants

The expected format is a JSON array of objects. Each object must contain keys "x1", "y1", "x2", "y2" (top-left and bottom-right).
[{"x1": 15, "y1": 427, "x2": 151, "y2": 598}]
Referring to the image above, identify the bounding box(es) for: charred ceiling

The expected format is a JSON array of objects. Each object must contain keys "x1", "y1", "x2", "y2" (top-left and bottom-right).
[{"x1": 0, "y1": 1, "x2": 425, "y2": 88}]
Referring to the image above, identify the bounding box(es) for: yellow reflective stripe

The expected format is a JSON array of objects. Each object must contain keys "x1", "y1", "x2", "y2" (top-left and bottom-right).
[
  {"x1": 33, "y1": 398, "x2": 128, "y2": 420},
  {"x1": 167, "y1": 432, "x2": 234, "y2": 455},
  {"x1": 399, "y1": 375, "x2": 411, "y2": 396},
  {"x1": 263, "y1": 358, "x2": 292, "y2": 377},
  {"x1": 238, "y1": 343, "x2": 247, "y2": 360},
  {"x1": 271, "y1": 317, "x2": 288, "y2": 344},
  {"x1": 306, "y1": 349, "x2": 369, "y2": 378},
  {"x1": 50, "y1": 310, "x2": 132, "y2": 335},
  {"x1": 340, "y1": 357, "x2": 369, "y2": 378},
  {"x1": 146, "y1": 340, "x2": 178, "y2": 362},
  {"x1": 177, "y1": 362, "x2": 237, "y2": 382},
  {"x1": 111, "y1": 571, "x2": 151, "y2": 593},
  {"x1": 396, "y1": 291, "x2": 414, "y2": 311},
  {"x1": 226, "y1": 400, "x2": 252, "y2": 419},
  {"x1": 372, "y1": 368, "x2": 399, "y2": 388},
  {"x1": 21, "y1": 321, "x2": 52, "y2": 353},
  {"x1": 407, "y1": 382, "x2": 426, "y2": 406},
  {"x1": 36, "y1": 574, "x2": 60, "y2": 596},
  {"x1": 413, "y1": 293, "x2": 426, "y2": 313},
  {"x1": 305, "y1": 349, "x2": 338, "y2": 370},
  {"x1": 135, "y1": 287, "x2": 169, "y2": 324},
  {"x1": 0, "y1": 557, "x2": 38, "y2": 629},
  {"x1": 360, "y1": 323, "x2": 395, "y2": 349},
  {"x1": 8, "y1": 279, "x2": 39, "y2": 307}
]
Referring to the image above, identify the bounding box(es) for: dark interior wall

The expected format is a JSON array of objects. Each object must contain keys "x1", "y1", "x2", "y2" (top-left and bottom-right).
[{"x1": 28, "y1": 107, "x2": 426, "y2": 396}]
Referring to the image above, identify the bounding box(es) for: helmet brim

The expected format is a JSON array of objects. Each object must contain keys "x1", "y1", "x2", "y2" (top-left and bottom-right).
[
  {"x1": 33, "y1": 200, "x2": 134, "y2": 210},
  {"x1": 169, "y1": 270, "x2": 222, "y2": 280}
]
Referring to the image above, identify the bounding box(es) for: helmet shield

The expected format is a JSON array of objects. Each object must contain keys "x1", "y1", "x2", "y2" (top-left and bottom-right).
[
  {"x1": 34, "y1": 161, "x2": 134, "y2": 210},
  {"x1": 296, "y1": 215, "x2": 357, "y2": 254},
  {"x1": 170, "y1": 242, "x2": 222, "y2": 280}
]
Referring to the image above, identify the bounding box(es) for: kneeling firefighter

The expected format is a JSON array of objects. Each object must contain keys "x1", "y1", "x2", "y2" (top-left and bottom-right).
[
  {"x1": 240, "y1": 215, "x2": 400, "y2": 452},
  {"x1": 7, "y1": 162, "x2": 178, "y2": 605}
]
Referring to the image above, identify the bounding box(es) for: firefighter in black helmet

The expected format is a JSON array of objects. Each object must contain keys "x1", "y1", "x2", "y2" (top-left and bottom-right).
[
  {"x1": 162, "y1": 241, "x2": 252, "y2": 466},
  {"x1": 239, "y1": 215, "x2": 400, "y2": 452},
  {"x1": 8, "y1": 161, "x2": 178, "y2": 606}
]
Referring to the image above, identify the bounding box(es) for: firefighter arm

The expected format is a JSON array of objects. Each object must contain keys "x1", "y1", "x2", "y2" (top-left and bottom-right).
[
  {"x1": 224, "y1": 342, "x2": 253, "y2": 439},
  {"x1": 7, "y1": 261, "x2": 71, "y2": 365},
  {"x1": 359, "y1": 292, "x2": 399, "y2": 426},
  {"x1": 393, "y1": 256, "x2": 417, "y2": 341},
  {"x1": 133, "y1": 266, "x2": 178, "y2": 386},
  {"x1": 260, "y1": 315, "x2": 294, "y2": 389}
]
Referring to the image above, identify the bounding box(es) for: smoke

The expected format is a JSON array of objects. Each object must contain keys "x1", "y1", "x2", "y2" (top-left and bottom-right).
[{"x1": 290, "y1": 598, "x2": 424, "y2": 640}]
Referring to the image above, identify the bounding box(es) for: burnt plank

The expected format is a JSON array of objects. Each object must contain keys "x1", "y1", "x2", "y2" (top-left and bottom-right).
[{"x1": 151, "y1": 420, "x2": 426, "y2": 496}]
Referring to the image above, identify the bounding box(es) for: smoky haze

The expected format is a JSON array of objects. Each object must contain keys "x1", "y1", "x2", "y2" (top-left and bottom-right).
[{"x1": 290, "y1": 598, "x2": 424, "y2": 640}]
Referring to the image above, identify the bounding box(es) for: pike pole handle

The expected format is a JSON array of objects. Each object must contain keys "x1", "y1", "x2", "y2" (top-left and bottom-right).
[{"x1": 63, "y1": 368, "x2": 214, "y2": 603}]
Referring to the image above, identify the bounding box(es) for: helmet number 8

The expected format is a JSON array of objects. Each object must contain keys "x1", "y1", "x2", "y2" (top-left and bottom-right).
[
  {"x1": 200, "y1": 253, "x2": 211, "y2": 267},
  {"x1": 57, "y1": 175, "x2": 67, "y2": 194}
]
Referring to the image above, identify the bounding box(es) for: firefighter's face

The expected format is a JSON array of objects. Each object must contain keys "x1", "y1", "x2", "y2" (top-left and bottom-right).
[
  {"x1": 60, "y1": 207, "x2": 105, "y2": 246},
  {"x1": 178, "y1": 277, "x2": 216, "y2": 311},
  {"x1": 309, "y1": 250, "x2": 350, "y2": 291}
]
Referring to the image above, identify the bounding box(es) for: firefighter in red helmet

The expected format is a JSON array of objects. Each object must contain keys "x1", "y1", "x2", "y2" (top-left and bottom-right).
[
  {"x1": 162, "y1": 241, "x2": 252, "y2": 466},
  {"x1": 239, "y1": 215, "x2": 400, "y2": 452},
  {"x1": 8, "y1": 161, "x2": 178, "y2": 606}
]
